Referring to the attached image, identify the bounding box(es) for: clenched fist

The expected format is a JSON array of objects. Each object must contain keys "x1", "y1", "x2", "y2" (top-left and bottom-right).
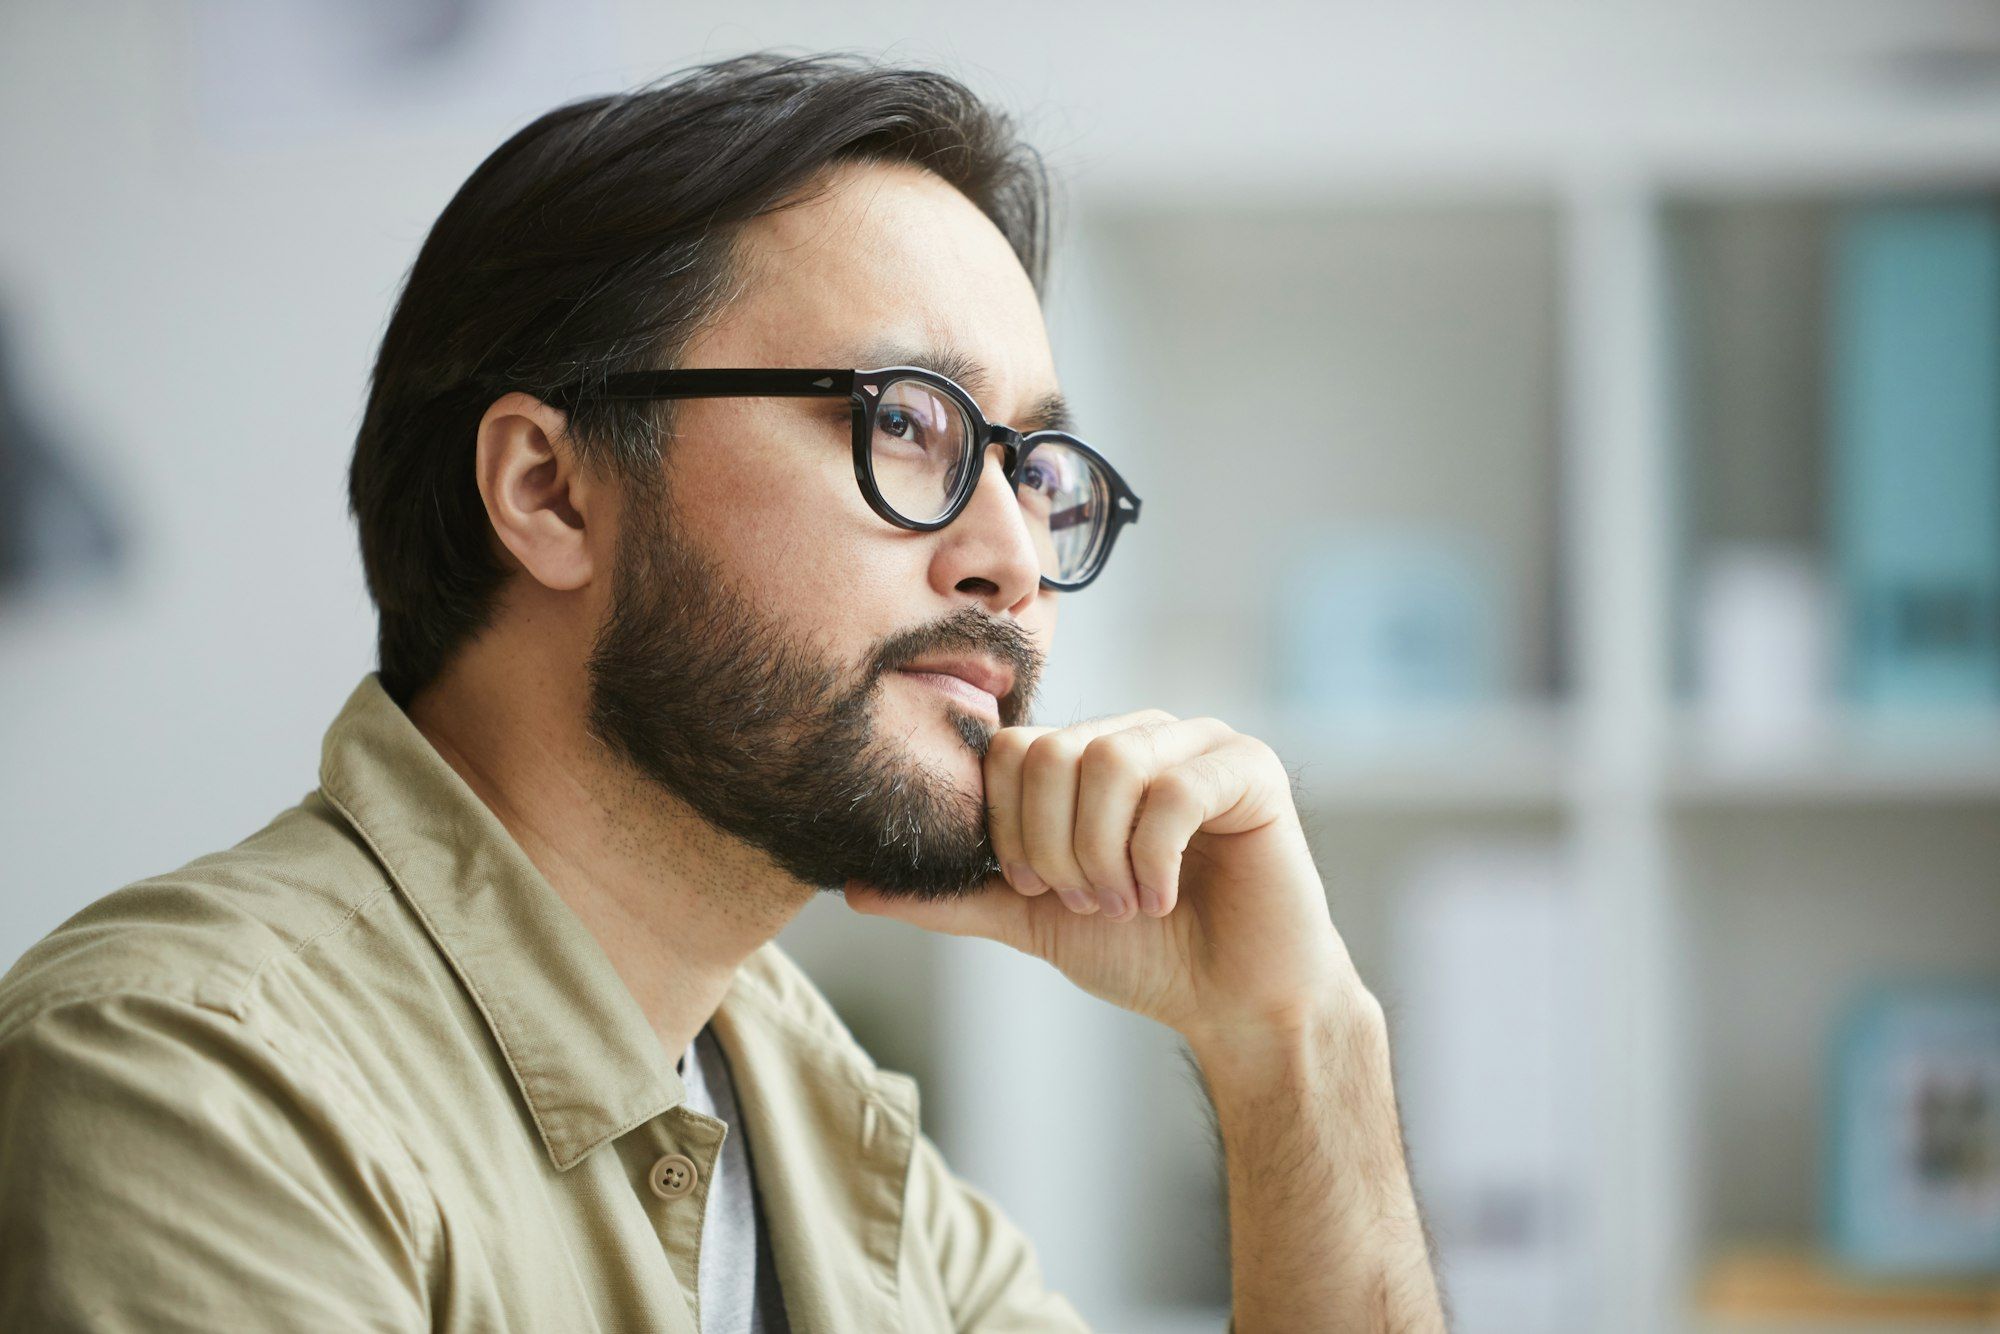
[{"x1": 843, "y1": 710, "x2": 1370, "y2": 1049}]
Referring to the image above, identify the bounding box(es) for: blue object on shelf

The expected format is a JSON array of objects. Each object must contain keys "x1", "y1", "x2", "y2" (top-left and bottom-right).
[
  {"x1": 1829, "y1": 204, "x2": 2000, "y2": 708},
  {"x1": 1272, "y1": 528, "x2": 1502, "y2": 715},
  {"x1": 1827, "y1": 984, "x2": 2000, "y2": 1275}
]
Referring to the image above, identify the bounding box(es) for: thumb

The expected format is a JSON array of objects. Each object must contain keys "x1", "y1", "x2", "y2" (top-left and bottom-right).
[{"x1": 842, "y1": 874, "x2": 1034, "y2": 949}]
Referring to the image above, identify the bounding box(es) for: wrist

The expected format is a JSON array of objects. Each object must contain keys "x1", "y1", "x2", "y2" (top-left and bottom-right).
[{"x1": 1183, "y1": 983, "x2": 1387, "y2": 1087}]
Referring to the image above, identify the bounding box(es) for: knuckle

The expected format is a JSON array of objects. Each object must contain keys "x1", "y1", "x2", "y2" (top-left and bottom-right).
[
  {"x1": 1237, "y1": 731, "x2": 1278, "y2": 761},
  {"x1": 1080, "y1": 730, "x2": 1148, "y2": 779},
  {"x1": 986, "y1": 727, "x2": 1038, "y2": 764},
  {"x1": 1153, "y1": 764, "x2": 1202, "y2": 804},
  {"x1": 1239, "y1": 734, "x2": 1287, "y2": 776},
  {"x1": 1023, "y1": 730, "x2": 1084, "y2": 776}
]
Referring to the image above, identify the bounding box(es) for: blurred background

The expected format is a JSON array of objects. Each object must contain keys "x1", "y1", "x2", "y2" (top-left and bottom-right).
[{"x1": 5, "y1": 2, "x2": 2000, "y2": 1330}]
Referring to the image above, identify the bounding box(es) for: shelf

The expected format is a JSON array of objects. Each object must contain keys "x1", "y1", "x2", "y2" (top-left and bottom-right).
[
  {"x1": 1262, "y1": 703, "x2": 1571, "y2": 813},
  {"x1": 1696, "y1": 1245, "x2": 2000, "y2": 1329},
  {"x1": 1667, "y1": 711, "x2": 2000, "y2": 806},
  {"x1": 1247, "y1": 702, "x2": 2000, "y2": 811}
]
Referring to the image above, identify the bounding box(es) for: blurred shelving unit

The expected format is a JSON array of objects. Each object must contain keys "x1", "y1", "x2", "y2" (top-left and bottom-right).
[
  {"x1": 1010, "y1": 158, "x2": 2000, "y2": 1334},
  {"x1": 787, "y1": 13, "x2": 2000, "y2": 1331},
  {"x1": 1663, "y1": 181, "x2": 2000, "y2": 1334}
]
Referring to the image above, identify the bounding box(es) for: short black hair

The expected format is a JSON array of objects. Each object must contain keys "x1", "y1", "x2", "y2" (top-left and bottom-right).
[{"x1": 349, "y1": 51, "x2": 1056, "y2": 706}]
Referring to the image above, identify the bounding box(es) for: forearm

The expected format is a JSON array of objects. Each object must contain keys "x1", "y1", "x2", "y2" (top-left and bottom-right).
[{"x1": 1188, "y1": 991, "x2": 1445, "y2": 1334}]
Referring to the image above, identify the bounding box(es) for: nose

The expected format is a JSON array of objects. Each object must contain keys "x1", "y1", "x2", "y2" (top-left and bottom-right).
[{"x1": 928, "y1": 439, "x2": 1044, "y2": 612}]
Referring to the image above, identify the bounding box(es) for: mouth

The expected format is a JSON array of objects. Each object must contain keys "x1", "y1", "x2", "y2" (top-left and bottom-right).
[{"x1": 893, "y1": 669, "x2": 1002, "y2": 724}]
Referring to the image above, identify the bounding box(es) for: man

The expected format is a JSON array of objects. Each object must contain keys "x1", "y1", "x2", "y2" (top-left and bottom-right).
[{"x1": 0, "y1": 52, "x2": 1444, "y2": 1333}]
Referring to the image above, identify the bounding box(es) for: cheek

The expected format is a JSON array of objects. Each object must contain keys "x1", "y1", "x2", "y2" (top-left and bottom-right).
[
  {"x1": 670, "y1": 410, "x2": 852, "y2": 568},
  {"x1": 668, "y1": 421, "x2": 918, "y2": 634}
]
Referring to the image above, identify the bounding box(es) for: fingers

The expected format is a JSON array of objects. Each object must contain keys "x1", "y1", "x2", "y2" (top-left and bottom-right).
[
  {"x1": 988, "y1": 713, "x2": 1167, "y2": 917},
  {"x1": 988, "y1": 709, "x2": 1174, "y2": 917},
  {"x1": 1127, "y1": 749, "x2": 1234, "y2": 917},
  {"x1": 983, "y1": 725, "x2": 1068, "y2": 903},
  {"x1": 985, "y1": 710, "x2": 1240, "y2": 921},
  {"x1": 1075, "y1": 717, "x2": 1236, "y2": 917},
  {"x1": 1020, "y1": 729, "x2": 1097, "y2": 912}
]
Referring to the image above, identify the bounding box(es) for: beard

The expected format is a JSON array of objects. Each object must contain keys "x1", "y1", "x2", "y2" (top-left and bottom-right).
[{"x1": 584, "y1": 473, "x2": 1042, "y2": 901}]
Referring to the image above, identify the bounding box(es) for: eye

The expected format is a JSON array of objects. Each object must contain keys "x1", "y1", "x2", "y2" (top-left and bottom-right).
[
  {"x1": 1020, "y1": 456, "x2": 1063, "y2": 497},
  {"x1": 875, "y1": 404, "x2": 946, "y2": 456}
]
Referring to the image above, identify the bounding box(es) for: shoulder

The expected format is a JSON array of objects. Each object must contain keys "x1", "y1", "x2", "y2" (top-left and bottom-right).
[
  {"x1": 0, "y1": 797, "x2": 440, "y2": 1302},
  {"x1": 0, "y1": 980, "x2": 435, "y2": 1328},
  {"x1": 0, "y1": 788, "x2": 396, "y2": 1041}
]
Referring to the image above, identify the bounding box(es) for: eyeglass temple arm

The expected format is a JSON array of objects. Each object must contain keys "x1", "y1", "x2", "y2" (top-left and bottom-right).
[{"x1": 552, "y1": 369, "x2": 859, "y2": 405}]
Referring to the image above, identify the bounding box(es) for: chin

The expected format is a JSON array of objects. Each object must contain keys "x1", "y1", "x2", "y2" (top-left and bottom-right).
[{"x1": 894, "y1": 716, "x2": 989, "y2": 805}]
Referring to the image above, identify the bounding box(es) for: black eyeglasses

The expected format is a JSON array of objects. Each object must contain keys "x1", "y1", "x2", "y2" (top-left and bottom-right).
[{"x1": 545, "y1": 366, "x2": 1142, "y2": 591}]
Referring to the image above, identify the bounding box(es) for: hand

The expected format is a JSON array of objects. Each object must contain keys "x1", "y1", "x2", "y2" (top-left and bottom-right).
[{"x1": 843, "y1": 710, "x2": 1367, "y2": 1046}]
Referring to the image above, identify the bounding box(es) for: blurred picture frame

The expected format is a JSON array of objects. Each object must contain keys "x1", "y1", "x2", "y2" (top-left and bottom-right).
[{"x1": 1828, "y1": 984, "x2": 2000, "y2": 1275}]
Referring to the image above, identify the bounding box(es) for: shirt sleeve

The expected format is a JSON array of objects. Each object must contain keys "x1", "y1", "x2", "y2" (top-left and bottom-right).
[
  {"x1": 0, "y1": 991, "x2": 433, "y2": 1333},
  {"x1": 904, "y1": 1127, "x2": 1095, "y2": 1332}
]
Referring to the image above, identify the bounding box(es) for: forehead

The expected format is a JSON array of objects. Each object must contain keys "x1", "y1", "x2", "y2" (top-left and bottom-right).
[{"x1": 708, "y1": 159, "x2": 1056, "y2": 396}]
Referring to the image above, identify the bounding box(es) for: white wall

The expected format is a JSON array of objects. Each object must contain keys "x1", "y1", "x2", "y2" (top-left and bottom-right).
[{"x1": 8, "y1": 0, "x2": 2000, "y2": 966}]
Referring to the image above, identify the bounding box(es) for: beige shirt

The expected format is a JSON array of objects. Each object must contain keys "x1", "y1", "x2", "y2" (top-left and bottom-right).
[{"x1": 0, "y1": 673, "x2": 1093, "y2": 1332}]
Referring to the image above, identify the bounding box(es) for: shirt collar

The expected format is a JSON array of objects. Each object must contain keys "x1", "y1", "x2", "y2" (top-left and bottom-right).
[{"x1": 315, "y1": 672, "x2": 690, "y2": 1171}]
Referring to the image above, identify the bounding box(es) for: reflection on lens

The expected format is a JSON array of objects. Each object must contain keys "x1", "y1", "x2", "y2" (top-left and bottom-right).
[
  {"x1": 870, "y1": 378, "x2": 971, "y2": 524},
  {"x1": 1016, "y1": 439, "x2": 1108, "y2": 584}
]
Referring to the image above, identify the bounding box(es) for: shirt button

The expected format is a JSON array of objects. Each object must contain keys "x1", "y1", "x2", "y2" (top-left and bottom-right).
[{"x1": 647, "y1": 1153, "x2": 699, "y2": 1201}]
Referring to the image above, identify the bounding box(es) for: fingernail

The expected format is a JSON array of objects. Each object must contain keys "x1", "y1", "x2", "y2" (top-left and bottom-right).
[
  {"x1": 1137, "y1": 884, "x2": 1159, "y2": 916},
  {"x1": 1008, "y1": 862, "x2": 1046, "y2": 894},
  {"x1": 1096, "y1": 886, "x2": 1127, "y2": 919},
  {"x1": 1058, "y1": 888, "x2": 1096, "y2": 914}
]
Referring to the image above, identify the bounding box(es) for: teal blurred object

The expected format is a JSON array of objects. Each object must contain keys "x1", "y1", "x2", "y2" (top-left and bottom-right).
[
  {"x1": 1830, "y1": 204, "x2": 2000, "y2": 708},
  {"x1": 1828, "y1": 985, "x2": 2000, "y2": 1275},
  {"x1": 1272, "y1": 528, "x2": 1502, "y2": 716}
]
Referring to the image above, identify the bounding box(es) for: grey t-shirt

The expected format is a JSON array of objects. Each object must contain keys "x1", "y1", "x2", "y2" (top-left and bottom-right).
[{"x1": 676, "y1": 1023, "x2": 790, "y2": 1334}]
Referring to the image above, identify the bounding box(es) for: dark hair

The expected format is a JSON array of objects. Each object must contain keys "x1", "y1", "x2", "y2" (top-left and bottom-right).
[{"x1": 349, "y1": 51, "x2": 1056, "y2": 706}]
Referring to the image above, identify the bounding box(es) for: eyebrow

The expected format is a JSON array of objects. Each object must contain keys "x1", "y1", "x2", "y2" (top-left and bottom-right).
[{"x1": 850, "y1": 337, "x2": 1076, "y2": 435}]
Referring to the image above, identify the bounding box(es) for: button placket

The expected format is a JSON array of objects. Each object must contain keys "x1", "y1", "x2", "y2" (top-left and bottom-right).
[{"x1": 630, "y1": 1107, "x2": 728, "y2": 1327}]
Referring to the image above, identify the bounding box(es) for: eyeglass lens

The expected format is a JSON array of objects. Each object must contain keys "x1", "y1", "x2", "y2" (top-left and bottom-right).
[{"x1": 870, "y1": 376, "x2": 1110, "y2": 583}]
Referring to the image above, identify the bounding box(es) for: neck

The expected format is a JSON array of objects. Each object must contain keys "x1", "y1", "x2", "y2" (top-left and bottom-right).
[{"x1": 404, "y1": 648, "x2": 814, "y2": 1064}]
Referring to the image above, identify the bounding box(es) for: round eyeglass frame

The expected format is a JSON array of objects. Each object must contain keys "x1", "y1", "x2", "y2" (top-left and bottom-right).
[{"x1": 544, "y1": 365, "x2": 1142, "y2": 591}]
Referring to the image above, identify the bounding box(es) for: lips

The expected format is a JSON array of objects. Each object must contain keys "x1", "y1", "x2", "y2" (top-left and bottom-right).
[
  {"x1": 896, "y1": 669, "x2": 1003, "y2": 720},
  {"x1": 895, "y1": 655, "x2": 1014, "y2": 703}
]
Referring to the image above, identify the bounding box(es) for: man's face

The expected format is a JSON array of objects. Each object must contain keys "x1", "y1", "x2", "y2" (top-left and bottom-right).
[{"x1": 585, "y1": 158, "x2": 1061, "y2": 899}]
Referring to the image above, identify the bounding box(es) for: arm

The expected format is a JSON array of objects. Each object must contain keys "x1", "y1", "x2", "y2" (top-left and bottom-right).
[
  {"x1": 845, "y1": 709, "x2": 1448, "y2": 1334},
  {"x1": 1187, "y1": 999, "x2": 1443, "y2": 1333},
  {"x1": 0, "y1": 992, "x2": 432, "y2": 1332}
]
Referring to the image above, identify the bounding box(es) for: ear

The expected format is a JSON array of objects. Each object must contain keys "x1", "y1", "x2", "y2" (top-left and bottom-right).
[{"x1": 473, "y1": 391, "x2": 601, "y2": 593}]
